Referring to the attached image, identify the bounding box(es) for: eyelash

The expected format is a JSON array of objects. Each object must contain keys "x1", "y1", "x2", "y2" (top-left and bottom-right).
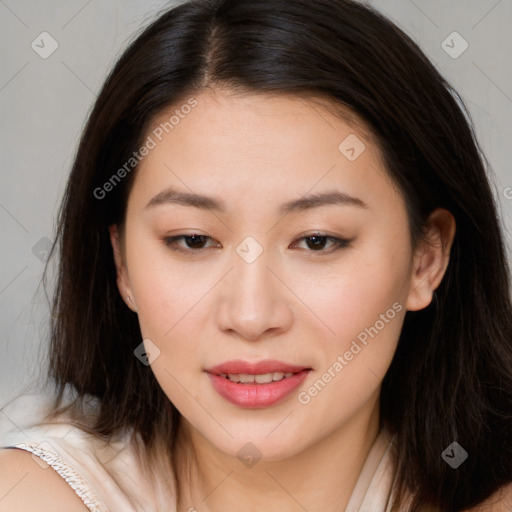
[{"x1": 162, "y1": 233, "x2": 353, "y2": 255}]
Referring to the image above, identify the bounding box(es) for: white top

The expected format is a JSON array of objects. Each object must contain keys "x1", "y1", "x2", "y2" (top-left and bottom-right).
[{"x1": 0, "y1": 393, "x2": 401, "y2": 511}]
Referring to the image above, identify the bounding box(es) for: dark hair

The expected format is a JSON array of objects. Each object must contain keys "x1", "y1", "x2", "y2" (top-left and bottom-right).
[{"x1": 43, "y1": 0, "x2": 512, "y2": 510}]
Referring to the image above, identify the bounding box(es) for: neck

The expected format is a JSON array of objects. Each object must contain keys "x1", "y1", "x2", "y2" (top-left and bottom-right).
[{"x1": 175, "y1": 389, "x2": 382, "y2": 512}]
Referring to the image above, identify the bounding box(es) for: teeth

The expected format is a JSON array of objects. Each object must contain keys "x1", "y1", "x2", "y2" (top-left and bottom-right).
[
  {"x1": 255, "y1": 373, "x2": 273, "y2": 384},
  {"x1": 219, "y1": 372, "x2": 295, "y2": 383}
]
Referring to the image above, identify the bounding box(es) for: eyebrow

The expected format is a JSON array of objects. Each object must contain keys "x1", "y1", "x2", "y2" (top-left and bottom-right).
[{"x1": 145, "y1": 187, "x2": 368, "y2": 214}]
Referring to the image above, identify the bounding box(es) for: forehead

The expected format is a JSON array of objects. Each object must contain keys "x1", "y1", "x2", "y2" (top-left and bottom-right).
[
  {"x1": 147, "y1": 88, "x2": 375, "y2": 149},
  {"x1": 128, "y1": 88, "x2": 399, "y2": 215}
]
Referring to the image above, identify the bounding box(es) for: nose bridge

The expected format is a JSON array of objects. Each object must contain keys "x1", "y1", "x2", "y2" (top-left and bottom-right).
[
  {"x1": 231, "y1": 238, "x2": 277, "y2": 312},
  {"x1": 215, "y1": 237, "x2": 293, "y2": 339}
]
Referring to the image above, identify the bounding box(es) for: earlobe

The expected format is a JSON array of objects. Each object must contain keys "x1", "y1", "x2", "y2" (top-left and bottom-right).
[
  {"x1": 406, "y1": 208, "x2": 456, "y2": 312},
  {"x1": 109, "y1": 224, "x2": 137, "y2": 312}
]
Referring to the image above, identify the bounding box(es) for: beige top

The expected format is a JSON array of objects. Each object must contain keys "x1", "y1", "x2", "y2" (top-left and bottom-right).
[{"x1": 0, "y1": 393, "x2": 401, "y2": 511}]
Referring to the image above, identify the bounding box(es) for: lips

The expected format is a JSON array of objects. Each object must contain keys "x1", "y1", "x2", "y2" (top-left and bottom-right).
[{"x1": 205, "y1": 359, "x2": 312, "y2": 409}]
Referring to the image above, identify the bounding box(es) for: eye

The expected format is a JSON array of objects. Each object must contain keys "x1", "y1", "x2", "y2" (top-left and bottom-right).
[
  {"x1": 163, "y1": 232, "x2": 353, "y2": 255},
  {"x1": 163, "y1": 234, "x2": 220, "y2": 252},
  {"x1": 290, "y1": 233, "x2": 353, "y2": 253}
]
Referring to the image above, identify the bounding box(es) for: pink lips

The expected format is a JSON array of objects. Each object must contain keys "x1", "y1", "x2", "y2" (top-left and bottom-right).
[{"x1": 205, "y1": 359, "x2": 311, "y2": 409}]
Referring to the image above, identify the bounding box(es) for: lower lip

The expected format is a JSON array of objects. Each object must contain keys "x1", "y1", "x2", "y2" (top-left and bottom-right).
[{"x1": 207, "y1": 370, "x2": 310, "y2": 408}]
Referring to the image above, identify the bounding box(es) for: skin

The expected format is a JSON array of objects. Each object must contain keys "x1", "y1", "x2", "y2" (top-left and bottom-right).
[
  {"x1": 109, "y1": 88, "x2": 456, "y2": 512},
  {"x1": 0, "y1": 449, "x2": 89, "y2": 511}
]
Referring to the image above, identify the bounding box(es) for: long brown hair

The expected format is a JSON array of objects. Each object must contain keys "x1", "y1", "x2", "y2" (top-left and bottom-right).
[{"x1": 42, "y1": 0, "x2": 512, "y2": 509}]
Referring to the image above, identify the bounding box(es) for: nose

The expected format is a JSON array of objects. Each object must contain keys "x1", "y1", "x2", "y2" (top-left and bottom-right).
[{"x1": 215, "y1": 245, "x2": 294, "y2": 341}]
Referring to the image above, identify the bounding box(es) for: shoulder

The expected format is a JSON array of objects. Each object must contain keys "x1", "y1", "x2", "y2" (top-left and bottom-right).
[
  {"x1": 463, "y1": 482, "x2": 512, "y2": 512},
  {"x1": 0, "y1": 447, "x2": 89, "y2": 511},
  {"x1": 0, "y1": 392, "x2": 110, "y2": 511},
  {"x1": 0, "y1": 392, "x2": 171, "y2": 510}
]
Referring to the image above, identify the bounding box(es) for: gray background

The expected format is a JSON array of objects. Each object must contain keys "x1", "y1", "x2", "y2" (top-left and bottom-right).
[{"x1": 1, "y1": 0, "x2": 511, "y2": 407}]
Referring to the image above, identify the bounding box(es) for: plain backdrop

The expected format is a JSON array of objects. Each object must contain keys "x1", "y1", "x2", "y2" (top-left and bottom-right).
[{"x1": 1, "y1": 0, "x2": 511, "y2": 407}]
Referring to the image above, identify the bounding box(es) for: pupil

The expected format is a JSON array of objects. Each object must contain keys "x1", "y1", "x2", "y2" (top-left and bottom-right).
[
  {"x1": 307, "y1": 235, "x2": 326, "y2": 250},
  {"x1": 186, "y1": 235, "x2": 206, "y2": 248}
]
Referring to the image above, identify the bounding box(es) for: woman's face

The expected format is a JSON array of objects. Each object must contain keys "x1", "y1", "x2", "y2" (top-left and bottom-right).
[{"x1": 112, "y1": 89, "x2": 436, "y2": 460}]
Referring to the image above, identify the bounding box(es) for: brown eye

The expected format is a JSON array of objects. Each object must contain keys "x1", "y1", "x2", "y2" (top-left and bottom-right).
[
  {"x1": 163, "y1": 234, "x2": 220, "y2": 252},
  {"x1": 304, "y1": 235, "x2": 329, "y2": 250},
  {"x1": 182, "y1": 234, "x2": 209, "y2": 249},
  {"x1": 291, "y1": 233, "x2": 353, "y2": 253}
]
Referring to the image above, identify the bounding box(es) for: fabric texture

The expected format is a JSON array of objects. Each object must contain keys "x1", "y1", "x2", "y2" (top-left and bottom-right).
[{"x1": 0, "y1": 392, "x2": 400, "y2": 511}]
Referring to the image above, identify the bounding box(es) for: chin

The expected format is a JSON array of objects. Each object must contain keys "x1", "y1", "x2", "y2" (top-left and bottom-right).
[{"x1": 206, "y1": 424, "x2": 311, "y2": 463}]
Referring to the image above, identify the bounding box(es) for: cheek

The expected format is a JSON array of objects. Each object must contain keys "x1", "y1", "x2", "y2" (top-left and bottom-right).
[
  {"x1": 291, "y1": 241, "x2": 410, "y2": 415},
  {"x1": 291, "y1": 239, "x2": 411, "y2": 344},
  {"x1": 124, "y1": 233, "x2": 209, "y2": 338},
  {"x1": 297, "y1": 297, "x2": 405, "y2": 433}
]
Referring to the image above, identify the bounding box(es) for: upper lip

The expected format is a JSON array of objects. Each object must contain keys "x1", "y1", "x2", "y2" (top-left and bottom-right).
[{"x1": 206, "y1": 359, "x2": 311, "y2": 375}]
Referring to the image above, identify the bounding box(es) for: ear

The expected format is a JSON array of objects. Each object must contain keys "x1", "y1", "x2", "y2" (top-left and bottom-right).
[
  {"x1": 109, "y1": 224, "x2": 137, "y2": 312},
  {"x1": 406, "y1": 208, "x2": 456, "y2": 311}
]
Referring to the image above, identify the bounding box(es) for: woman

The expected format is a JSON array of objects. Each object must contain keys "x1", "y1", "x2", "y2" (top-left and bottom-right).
[{"x1": 0, "y1": 0, "x2": 511, "y2": 510}]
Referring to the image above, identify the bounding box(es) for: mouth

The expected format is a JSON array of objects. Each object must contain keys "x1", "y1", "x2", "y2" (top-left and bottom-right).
[
  {"x1": 205, "y1": 359, "x2": 312, "y2": 409},
  {"x1": 218, "y1": 371, "x2": 297, "y2": 384}
]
